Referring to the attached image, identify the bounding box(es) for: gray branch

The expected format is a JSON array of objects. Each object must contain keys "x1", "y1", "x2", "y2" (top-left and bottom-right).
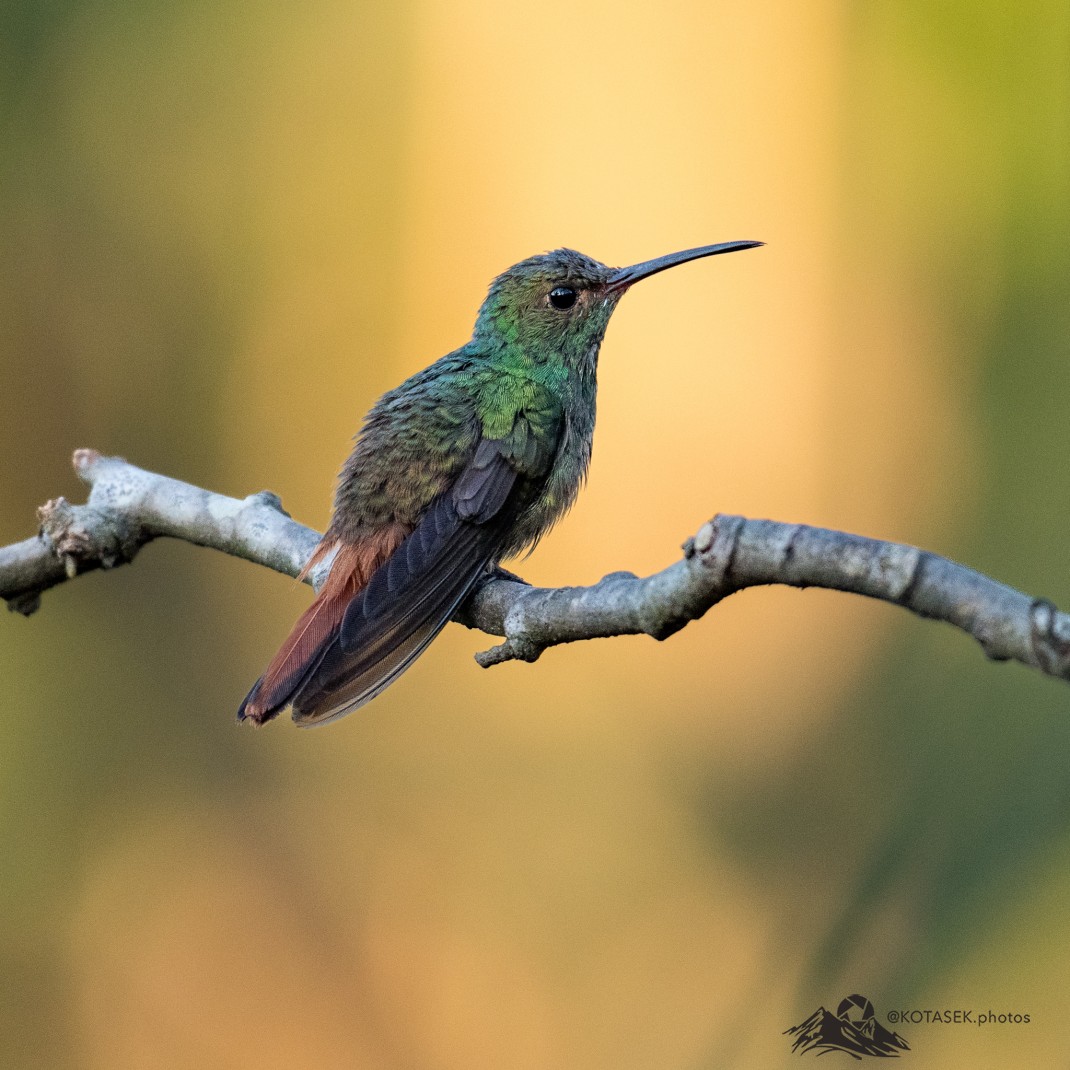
[{"x1": 4, "y1": 450, "x2": 1070, "y2": 687}]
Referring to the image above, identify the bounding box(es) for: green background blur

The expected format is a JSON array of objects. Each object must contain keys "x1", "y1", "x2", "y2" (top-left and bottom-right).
[{"x1": 2, "y1": 2, "x2": 1069, "y2": 1067}]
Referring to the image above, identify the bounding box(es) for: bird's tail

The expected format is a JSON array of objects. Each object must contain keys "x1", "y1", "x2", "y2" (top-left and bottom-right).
[{"x1": 237, "y1": 530, "x2": 406, "y2": 724}]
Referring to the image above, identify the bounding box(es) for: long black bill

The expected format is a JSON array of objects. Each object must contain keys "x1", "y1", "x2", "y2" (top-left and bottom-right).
[{"x1": 606, "y1": 240, "x2": 763, "y2": 292}]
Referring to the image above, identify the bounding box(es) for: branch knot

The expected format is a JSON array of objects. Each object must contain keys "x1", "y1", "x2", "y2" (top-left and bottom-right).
[
  {"x1": 1030, "y1": 599, "x2": 1070, "y2": 679},
  {"x1": 688, "y1": 513, "x2": 745, "y2": 589},
  {"x1": 38, "y1": 496, "x2": 142, "y2": 577}
]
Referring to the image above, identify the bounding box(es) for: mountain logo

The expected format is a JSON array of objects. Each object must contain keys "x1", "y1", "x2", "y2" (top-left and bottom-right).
[{"x1": 785, "y1": 993, "x2": 910, "y2": 1059}]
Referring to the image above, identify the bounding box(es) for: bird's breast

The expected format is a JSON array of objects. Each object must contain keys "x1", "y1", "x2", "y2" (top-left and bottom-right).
[{"x1": 500, "y1": 366, "x2": 597, "y2": 557}]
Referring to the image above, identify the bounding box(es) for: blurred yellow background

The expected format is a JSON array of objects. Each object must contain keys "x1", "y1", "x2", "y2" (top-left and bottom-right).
[{"x1": 2, "y1": 2, "x2": 1069, "y2": 1067}]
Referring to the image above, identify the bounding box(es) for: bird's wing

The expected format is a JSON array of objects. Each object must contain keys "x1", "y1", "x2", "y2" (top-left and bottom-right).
[{"x1": 288, "y1": 436, "x2": 525, "y2": 726}]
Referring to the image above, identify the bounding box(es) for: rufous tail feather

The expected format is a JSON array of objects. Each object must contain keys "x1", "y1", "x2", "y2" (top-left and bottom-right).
[{"x1": 238, "y1": 527, "x2": 407, "y2": 724}]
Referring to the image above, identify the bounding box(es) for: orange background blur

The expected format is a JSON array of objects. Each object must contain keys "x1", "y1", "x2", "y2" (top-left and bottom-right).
[{"x1": 2, "y1": 3, "x2": 1069, "y2": 1067}]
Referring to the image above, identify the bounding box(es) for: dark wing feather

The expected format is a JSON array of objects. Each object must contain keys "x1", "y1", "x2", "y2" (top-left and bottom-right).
[
  {"x1": 452, "y1": 437, "x2": 518, "y2": 523},
  {"x1": 290, "y1": 442, "x2": 520, "y2": 726}
]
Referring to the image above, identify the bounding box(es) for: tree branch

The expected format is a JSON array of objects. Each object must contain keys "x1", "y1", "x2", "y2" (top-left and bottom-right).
[{"x1": 4, "y1": 450, "x2": 1070, "y2": 687}]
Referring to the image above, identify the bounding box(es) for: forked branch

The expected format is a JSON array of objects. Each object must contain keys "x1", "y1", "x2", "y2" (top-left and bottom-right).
[{"x1": 3, "y1": 450, "x2": 1069, "y2": 685}]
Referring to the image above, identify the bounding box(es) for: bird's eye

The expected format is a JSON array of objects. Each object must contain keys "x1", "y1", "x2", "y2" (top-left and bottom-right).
[{"x1": 549, "y1": 286, "x2": 577, "y2": 311}]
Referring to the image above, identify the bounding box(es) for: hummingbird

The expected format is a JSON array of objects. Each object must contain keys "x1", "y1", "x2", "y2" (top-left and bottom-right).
[{"x1": 238, "y1": 240, "x2": 762, "y2": 727}]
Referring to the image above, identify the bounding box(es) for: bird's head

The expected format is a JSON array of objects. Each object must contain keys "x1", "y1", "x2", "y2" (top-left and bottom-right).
[{"x1": 472, "y1": 241, "x2": 762, "y2": 367}]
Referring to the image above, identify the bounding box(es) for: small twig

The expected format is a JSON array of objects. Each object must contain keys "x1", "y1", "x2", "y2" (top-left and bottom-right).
[{"x1": 3, "y1": 450, "x2": 1069, "y2": 689}]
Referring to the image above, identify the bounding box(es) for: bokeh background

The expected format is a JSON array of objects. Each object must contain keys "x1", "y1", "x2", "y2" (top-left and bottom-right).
[{"x1": 2, "y1": 2, "x2": 1069, "y2": 1066}]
